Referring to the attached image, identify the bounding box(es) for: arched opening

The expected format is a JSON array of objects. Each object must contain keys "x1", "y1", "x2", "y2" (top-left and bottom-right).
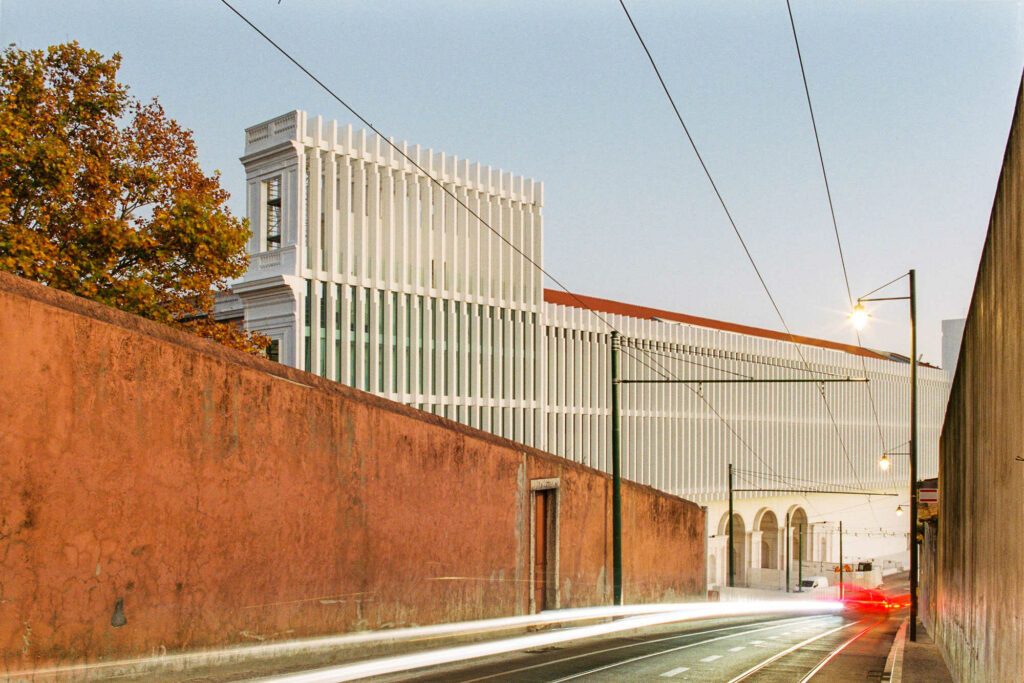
[
  {"x1": 717, "y1": 512, "x2": 730, "y2": 536},
  {"x1": 758, "y1": 510, "x2": 779, "y2": 569},
  {"x1": 717, "y1": 512, "x2": 747, "y2": 585},
  {"x1": 731, "y1": 514, "x2": 747, "y2": 585},
  {"x1": 790, "y1": 507, "x2": 808, "y2": 560}
]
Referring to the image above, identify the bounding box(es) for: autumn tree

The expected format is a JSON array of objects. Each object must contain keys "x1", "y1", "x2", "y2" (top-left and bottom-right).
[{"x1": 0, "y1": 42, "x2": 267, "y2": 354}]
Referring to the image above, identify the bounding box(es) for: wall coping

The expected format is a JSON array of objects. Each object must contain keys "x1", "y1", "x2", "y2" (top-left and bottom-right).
[{"x1": 0, "y1": 271, "x2": 700, "y2": 511}]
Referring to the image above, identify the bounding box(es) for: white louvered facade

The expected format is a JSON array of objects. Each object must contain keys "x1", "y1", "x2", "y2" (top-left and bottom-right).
[{"x1": 223, "y1": 111, "x2": 951, "y2": 586}]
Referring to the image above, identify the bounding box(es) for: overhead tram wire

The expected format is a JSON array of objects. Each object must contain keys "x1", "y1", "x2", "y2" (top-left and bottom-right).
[
  {"x1": 621, "y1": 339, "x2": 853, "y2": 380},
  {"x1": 733, "y1": 469, "x2": 868, "y2": 499},
  {"x1": 217, "y1": 0, "x2": 623, "y2": 339},
  {"x1": 620, "y1": 333, "x2": 805, "y2": 488},
  {"x1": 785, "y1": 0, "x2": 900, "y2": 492},
  {"x1": 731, "y1": 470, "x2": 826, "y2": 519},
  {"x1": 615, "y1": 0, "x2": 797, "y2": 355},
  {"x1": 617, "y1": 0, "x2": 869, "y2": 494},
  {"x1": 731, "y1": 468, "x2": 863, "y2": 496},
  {"x1": 218, "y1": 0, "x2": 756, "y2": 393},
  {"x1": 618, "y1": 340, "x2": 803, "y2": 487},
  {"x1": 733, "y1": 466, "x2": 891, "y2": 495},
  {"x1": 619, "y1": 339, "x2": 753, "y2": 379},
  {"x1": 618, "y1": 346, "x2": 671, "y2": 381},
  {"x1": 785, "y1": 0, "x2": 851, "y2": 303},
  {"x1": 218, "y1": 0, "x2": 809, "y2": 491},
  {"x1": 220, "y1": 0, "x2": 834, "y2": 501},
  {"x1": 734, "y1": 467, "x2": 874, "y2": 492}
]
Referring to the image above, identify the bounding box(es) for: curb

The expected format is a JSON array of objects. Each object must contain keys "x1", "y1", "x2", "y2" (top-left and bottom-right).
[
  {"x1": 884, "y1": 617, "x2": 909, "y2": 683},
  {"x1": 6, "y1": 601, "x2": 842, "y2": 681},
  {"x1": 1, "y1": 604, "x2": 704, "y2": 682}
]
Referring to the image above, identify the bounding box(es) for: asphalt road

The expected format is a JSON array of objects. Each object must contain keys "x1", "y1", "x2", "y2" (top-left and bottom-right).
[{"x1": 367, "y1": 611, "x2": 903, "y2": 682}]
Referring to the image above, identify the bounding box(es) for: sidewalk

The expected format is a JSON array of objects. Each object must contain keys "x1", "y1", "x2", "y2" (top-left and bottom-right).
[{"x1": 889, "y1": 616, "x2": 953, "y2": 683}]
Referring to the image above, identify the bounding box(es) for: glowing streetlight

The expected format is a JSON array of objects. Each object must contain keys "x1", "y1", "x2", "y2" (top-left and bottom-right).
[
  {"x1": 852, "y1": 269, "x2": 919, "y2": 641},
  {"x1": 896, "y1": 505, "x2": 904, "y2": 516},
  {"x1": 879, "y1": 454, "x2": 891, "y2": 471},
  {"x1": 849, "y1": 303, "x2": 870, "y2": 330}
]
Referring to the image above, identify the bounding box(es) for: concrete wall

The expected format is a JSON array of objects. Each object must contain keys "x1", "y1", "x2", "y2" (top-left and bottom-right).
[
  {"x1": 936, "y1": 74, "x2": 1024, "y2": 682},
  {"x1": 0, "y1": 273, "x2": 705, "y2": 672}
]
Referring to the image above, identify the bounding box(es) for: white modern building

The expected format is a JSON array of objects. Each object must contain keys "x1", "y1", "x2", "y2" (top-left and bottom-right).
[
  {"x1": 942, "y1": 318, "x2": 966, "y2": 378},
  {"x1": 219, "y1": 111, "x2": 951, "y2": 591}
]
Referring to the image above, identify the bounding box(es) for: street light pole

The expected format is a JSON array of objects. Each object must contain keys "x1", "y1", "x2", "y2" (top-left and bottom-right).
[
  {"x1": 839, "y1": 520, "x2": 844, "y2": 600},
  {"x1": 785, "y1": 512, "x2": 790, "y2": 593},
  {"x1": 854, "y1": 268, "x2": 919, "y2": 642},
  {"x1": 909, "y1": 269, "x2": 919, "y2": 641}
]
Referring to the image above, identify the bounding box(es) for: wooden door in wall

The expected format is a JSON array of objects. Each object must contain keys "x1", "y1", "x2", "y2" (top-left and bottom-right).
[{"x1": 534, "y1": 490, "x2": 551, "y2": 612}]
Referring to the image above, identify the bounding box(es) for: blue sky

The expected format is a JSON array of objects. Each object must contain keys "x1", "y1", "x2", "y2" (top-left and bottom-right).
[{"x1": 3, "y1": 0, "x2": 1022, "y2": 365}]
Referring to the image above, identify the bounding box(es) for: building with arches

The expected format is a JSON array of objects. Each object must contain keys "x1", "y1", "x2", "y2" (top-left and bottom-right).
[{"x1": 219, "y1": 112, "x2": 952, "y2": 591}]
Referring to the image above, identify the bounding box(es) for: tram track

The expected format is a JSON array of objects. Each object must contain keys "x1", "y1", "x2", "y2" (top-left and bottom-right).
[
  {"x1": 386, "y1": 611, "x2": 899, "y2": 682},
  {"x1": 544, "y1": 615, "x2": 834, "y2": 682},
  {"x1": 725, "y1": 616, "x2": 883, "y2": 682}
]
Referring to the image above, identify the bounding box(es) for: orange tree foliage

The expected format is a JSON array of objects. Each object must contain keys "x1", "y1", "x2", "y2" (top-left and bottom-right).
[{"x1": 0, "y1": 43, "x2": 267, "y2": 354}]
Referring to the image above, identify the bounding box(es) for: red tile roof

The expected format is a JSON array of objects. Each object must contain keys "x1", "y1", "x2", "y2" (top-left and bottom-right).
[{"x1": 544, "y1": 289, "x2": 887, "y2": 361}]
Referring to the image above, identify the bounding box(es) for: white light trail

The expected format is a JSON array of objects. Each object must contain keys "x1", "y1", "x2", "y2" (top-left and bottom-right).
[{"x1": 256, "y1": 601, "x2": 843, "y2": 682}]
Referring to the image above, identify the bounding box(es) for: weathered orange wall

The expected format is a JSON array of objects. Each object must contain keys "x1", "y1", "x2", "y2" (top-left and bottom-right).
[{"x1": 0, "y1": 273, "x2": 705, "y2": 670}]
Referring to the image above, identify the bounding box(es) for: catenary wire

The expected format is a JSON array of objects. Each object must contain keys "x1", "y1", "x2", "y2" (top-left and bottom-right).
[
  {"x1": 217, "y1": 0, "x2": 627, "y2": 340},
  {"x1": 619, "y1": 336, "x2": 804, "y2": 486},
  {"x1": 731, "y1": 470, "x2": 825, "y2": 518},
  {"x1": 220, "y1": 0, "x2": 797, "y2": 502},
  {"x1": 217, "y1": 0, "x2": 765, "y2": 476},
  {"x1": 622, "y1": 338, "x2": 851, "y2": 379},
  {"x1": 734, "y1": 467, "x2": 876, "y2": 492},
  {"x1": 733, "y1": 468, "x2": 872, "y2": 495},
  {"x1": 733, "y1": 467, "x2": 892, "y2": 495},
  {"x1": 220, "y1": 0, "x2": 858, "y2": 501},
  {"x1": 785, "y1": 0, "x2": 851, "y2": 306},
  {"x1": 618, "y1": 0, "x2": 870, "y2": 496},
  {"x1": 616, "y1": 0, "x2": 801, "y2": 355},
  {"x1": 785, "y1": 1, "x2": 901, "y2": 493},
  {"x1": 618, "y1": 346, "x2": 671, "y2": 381},
  {"x1": 220, "y1": 0, "x2": 756, "y2": 409},
  {"x1": 620, "y1": 339, "x2": 753, "y2": 379}
]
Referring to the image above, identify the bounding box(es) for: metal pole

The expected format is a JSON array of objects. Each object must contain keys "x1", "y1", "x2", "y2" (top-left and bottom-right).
[
  {"x1": 785, "y1": 512, "x2": 791, "y2": 593},
  {"x1": 798, "y1": 524, "x2": 803, "y2": 591},
  {"x1": 909, "y1": 269, "x2": 919, "y2": 642},
  {"x1": 839, "y1": 521, "x2": 844, "y2": 600},
  {"x1": 702, "y1": 506, "x2": 709, "y2": 594},
  {"x1": 610, "y1": 331, "x2": 623, "y2": 606},
  {"x1": 728, "y1": 463, "x2": 734, "y2": 588}
]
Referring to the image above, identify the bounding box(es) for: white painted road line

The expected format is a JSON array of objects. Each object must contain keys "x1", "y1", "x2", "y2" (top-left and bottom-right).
[
  {"x1": 700, "y1": 655, "x2": 722, "y2": 662},
  {"x1": 660, "y1": 667, "x2": 690, "y2": 677},
  {"x1": 258, "y1": 603, "x2": 843, "y2": 683},
  {"x1": 546, "y1": 615, "x2": 834, "y2": 683},
  {"x1": 750, "y1": 640, "x2": 765, "y2": 644},
  {"x1": 725, "y1": 620, "x2": 865, "y2": 683},
  {"x1": 729, "y1": 646, "x2": 746, "y2": 652}
]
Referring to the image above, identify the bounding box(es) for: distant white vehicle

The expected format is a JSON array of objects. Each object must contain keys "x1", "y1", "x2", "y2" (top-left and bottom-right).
[{"x1": 799, "y1": 576, "x2": 830, "y2": 589}]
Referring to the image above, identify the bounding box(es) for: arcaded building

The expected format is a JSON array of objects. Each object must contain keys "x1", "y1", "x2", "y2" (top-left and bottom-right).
[{"x1": 219, "y1": 111, "x2": 951, "y2": 589}]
